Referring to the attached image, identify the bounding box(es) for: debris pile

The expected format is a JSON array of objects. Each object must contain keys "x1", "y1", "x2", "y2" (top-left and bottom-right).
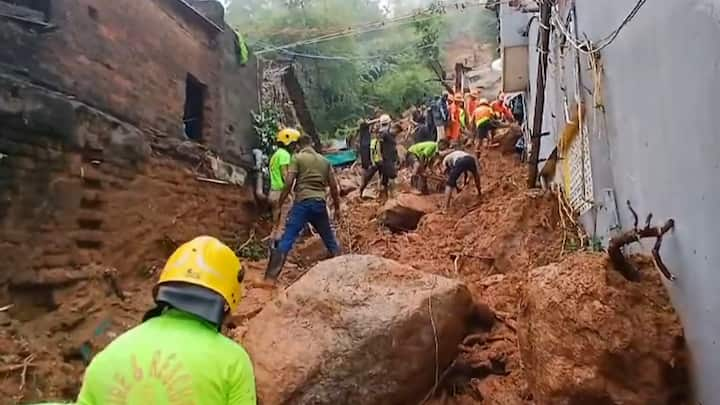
[{"x1": 519, "y1": 253, "x2": 689, "y2": 405}]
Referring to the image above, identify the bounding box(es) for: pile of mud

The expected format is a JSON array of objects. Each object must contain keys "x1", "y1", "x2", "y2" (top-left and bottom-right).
[
  {"x1": 0, "y1": 147, "x2": 689, "y2": 405},
  {"x1": 336, "y1": 149, "x2": 688, "y2": 404}
]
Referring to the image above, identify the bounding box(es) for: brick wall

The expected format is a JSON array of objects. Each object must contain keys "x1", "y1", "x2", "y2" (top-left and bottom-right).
[
  {"x1": 0, "y1": 74, "x2": 259, "y2": 300},
  {"x1": 0, "y1": 0, "x2": 260, "y2": 163}
]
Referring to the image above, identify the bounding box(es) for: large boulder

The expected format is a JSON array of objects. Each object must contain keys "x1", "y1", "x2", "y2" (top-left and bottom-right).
[
  {"x1": 379, "y1": 193, "x2": 436, "y2": 232},
  {"x1": 243, "y1": 255, "x2": 474, "y2": 405},
  {"x1": 518, "y1": 253, "x2": 688, "y2": 405}
]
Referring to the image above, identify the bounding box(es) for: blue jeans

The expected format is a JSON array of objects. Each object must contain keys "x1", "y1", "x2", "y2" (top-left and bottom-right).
[{"x1": 278, "y1": 199, "x2": 340, "y2": 255}]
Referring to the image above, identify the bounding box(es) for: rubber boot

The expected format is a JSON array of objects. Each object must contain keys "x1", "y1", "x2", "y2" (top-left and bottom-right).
[{"x1": 264, "y1": 247, "x2": 288, "y2": 281}]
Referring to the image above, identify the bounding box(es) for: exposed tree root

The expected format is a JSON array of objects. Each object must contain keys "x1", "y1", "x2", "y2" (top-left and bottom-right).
[{"x1": 608, "y1": 200, "x2": 676, "y2": 281}]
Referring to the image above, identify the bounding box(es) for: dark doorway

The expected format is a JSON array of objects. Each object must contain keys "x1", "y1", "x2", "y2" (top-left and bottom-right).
[{"x1": 183, "y1": 74, "x2": 206, "y2": 141}]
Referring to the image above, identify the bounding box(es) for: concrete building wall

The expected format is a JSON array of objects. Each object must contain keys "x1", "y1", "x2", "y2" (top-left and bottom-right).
[{"x1": 524, "y1": 1, "x2": 720, "y2": 400}]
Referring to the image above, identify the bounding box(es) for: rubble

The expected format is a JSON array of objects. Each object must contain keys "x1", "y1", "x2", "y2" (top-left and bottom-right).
[
  {"x1": 379, "y1": 193, "x2": 437, "y2": 232},
  {"x1": 243, "y1": 255, "x2": 475, "y2": 405},
  {"x1": 518, "y1": 253, "x2": 688, "y2": 405}
]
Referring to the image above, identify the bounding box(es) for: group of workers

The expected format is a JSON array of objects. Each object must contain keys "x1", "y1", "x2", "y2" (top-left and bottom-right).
[
  {"x1": 38, "y1": 91, "x2": 518, "y2": 405},
  {"x1": 422, "y1": 90, "x2": 515, "y2": 148},
  {"x1": 357, "y1": 90, "x2": 516, "y2": 210}
]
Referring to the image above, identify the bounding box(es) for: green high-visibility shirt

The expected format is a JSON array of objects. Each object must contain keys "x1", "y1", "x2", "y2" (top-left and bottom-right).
[
  {"x1": 408, "y1": 141, "x2": 438, "y2": 160},
  {"x1": 269, "y1": 147, "x2": 292, "y2": 191},
  {"x1": 76, "y1": 310, "x2": 256, "y2": 405}
]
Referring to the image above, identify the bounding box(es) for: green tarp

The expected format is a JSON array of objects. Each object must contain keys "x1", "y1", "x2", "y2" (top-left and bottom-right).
[{"x1": 324, "y1": 149, "x2": 357, "y2": 167}]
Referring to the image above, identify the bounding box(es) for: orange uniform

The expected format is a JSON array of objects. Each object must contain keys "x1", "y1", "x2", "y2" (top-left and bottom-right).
[
  {"x1": 472, "y1": 104, "x2": 494, "y2": 126},
  {"x1": 467, "y1": 98, "x2": 478, "y2": 125},
  {"x1": 491, "y1": 100, "x2": 514, "y2": 122},
  {"x1": 447, "y1": 103, "x2": 462, "y2": 141}
]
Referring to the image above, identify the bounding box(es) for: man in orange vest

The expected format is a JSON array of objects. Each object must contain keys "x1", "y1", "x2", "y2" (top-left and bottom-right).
[{"x1": 472, "y1": 98, "x2": 496, "y2": 148}]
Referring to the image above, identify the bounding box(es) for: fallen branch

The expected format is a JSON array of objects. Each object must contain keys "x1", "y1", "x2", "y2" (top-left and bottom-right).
[
  {"x1": 608, "y1": 201, "x2": 676, "y2": 281},
  {"x1": 19, "y1": 354, "x2": 34, "y2": 391},
  {"x1": 196, "y1": 176, "x2": 230, "y2": 185}
]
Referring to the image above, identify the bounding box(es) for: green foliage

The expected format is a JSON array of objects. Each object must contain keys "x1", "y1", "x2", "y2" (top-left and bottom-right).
[
  {"x1": 228, "y1": 0, "x2": 497, "y2": 137},
  {"x1": 251, "y1": 106, "x2": 283, "y2": 156},
  {"x1": 368, "y1": 63, "x2": 439, "y2": 115}
]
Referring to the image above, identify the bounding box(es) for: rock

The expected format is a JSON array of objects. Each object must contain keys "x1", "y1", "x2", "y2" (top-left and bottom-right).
[
  {"x1": 243, "y1": 255, "x2": 474, "y2": 405},
  {"x1": 518, "y1": 253, "x2": 688, "y2": 405},
  {"x1": 338, "y1": 177, "x2": 358, "y2": 197},
  {"x1": 496, "y1": 124, "x2": 523, "y2": 155},
  {"x1": 378, "y1": 193, "x2": 436, "y2": 232}
]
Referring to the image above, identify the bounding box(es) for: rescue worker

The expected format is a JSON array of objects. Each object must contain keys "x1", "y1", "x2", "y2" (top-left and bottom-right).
[
  {"x1": 491, "y1": 93, "x2": 514, "y2": 122},
  {"x1": 430, "y1": 94, "x2": 448, "y2": 141},
  {"x1": 265, "y1": 135, "x2": 342, "y2": 282},
  {"x1": 472, "y1": 98, "x2": 496, "y2": 147},
  {"x1": 268, "y1": 128, "x2": 300, "y2": 241},
  {"x1": 442, "y1": 149, "x2": 482, "y2": 211},
  {"x1": 467, "y1": 91, "x2": 479, "y2": 129},
  {"x1": 359, "y1": 114, "x2": 396, "y2": 199},
  {"x1": 76, "y1": 236, "x2": 256, "y2": 405},
  {"x1": 447, "y1": 94, "x2": 463, "y2": 144},
  {"x1": 357, "y1": 119, "x2": 372, "y2": 171},
  {"x1": 407, "y1": 139, "x2": 449, "y2": 193}
]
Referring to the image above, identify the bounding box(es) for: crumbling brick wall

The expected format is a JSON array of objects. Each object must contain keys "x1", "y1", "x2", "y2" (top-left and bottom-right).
[
  {"x1": 0, "y1": 75, "x2": 259, "y2": 304},
  {"x1": 0, "y1": 0, "x2": 259, "y2": 163}
]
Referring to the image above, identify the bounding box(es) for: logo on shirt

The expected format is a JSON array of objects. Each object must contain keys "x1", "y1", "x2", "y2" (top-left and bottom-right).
[{"x1": 107, "y1": 351, "x2": 195, "y2": 404}]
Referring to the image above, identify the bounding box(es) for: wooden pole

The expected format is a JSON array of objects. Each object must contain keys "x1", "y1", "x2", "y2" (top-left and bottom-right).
[{"x1": 527, "y1": 0, "x2": 553, "y2": 188}]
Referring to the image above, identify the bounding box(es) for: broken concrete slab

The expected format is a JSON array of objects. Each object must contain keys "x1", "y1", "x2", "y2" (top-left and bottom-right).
[
  {"x1": 379, "y1": 193, "x2": 436, "y2": 232},
  {"x1": 243, "y1": 255, "x2": 474, "y2": 405},
  {"x1": 518, "y1": 253, "x2": 688, "y2": 405}
]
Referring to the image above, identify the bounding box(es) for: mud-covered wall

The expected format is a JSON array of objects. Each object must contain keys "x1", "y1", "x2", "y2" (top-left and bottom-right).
[
  {"x1": 0, "y1": 75, "x2": 259, "y2": 306},
  {"x1": 523, "y1": 1, "x2": 720, "y2": 401}
]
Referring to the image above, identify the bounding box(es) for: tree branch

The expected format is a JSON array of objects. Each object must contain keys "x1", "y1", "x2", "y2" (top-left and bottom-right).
[{"x1": 609, "y1": 202, "x2": 676, "y2": 282}]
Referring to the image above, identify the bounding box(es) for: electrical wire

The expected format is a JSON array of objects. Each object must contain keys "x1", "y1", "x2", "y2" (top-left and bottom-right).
[
  {"x1": 275, "y1": 43, "x2": 436, "y2": 61},
  {"x1": 551, "y1": 0, "x2": 648, "y2": 55},
  {"x1": 253, "y1": 0, "x2": 510, "y2": 55}
]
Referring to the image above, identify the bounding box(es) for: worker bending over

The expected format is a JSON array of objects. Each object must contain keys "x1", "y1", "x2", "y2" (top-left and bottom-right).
[
  {"x1": 407, "y1": 139, "x2": 448, "y2": 193},
  {"x1": 268, "y1": 128, "x2": 300, "y2": 241},
  {"x1": 442, "y1": 149, "x2": 482, "y2": 211},
  {"x1": 77, "y1": 236, "x2": 256, "y2": 405},
  {"x1": 265, "y1": 135, "x2": 342, "y2": 282}
]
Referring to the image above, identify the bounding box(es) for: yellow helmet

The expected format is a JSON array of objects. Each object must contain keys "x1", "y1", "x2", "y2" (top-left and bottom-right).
[
  {"x1": 157, "y1": 236, "x2": 244, "y2": 313},
  {"x1": 276, "y1": 128, "x2": 301, "y2": 146}
]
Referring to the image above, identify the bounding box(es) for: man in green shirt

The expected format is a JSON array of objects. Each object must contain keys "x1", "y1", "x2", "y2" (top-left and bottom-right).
[
  {"x1": 268, "y1": 128, "x2": 300, "y2": 241},
  {"x1": 76, "y1": 236, "x2": 256, "y2": 405},
  {"x1": 265, "y1": 135, "x2": 342, "y2": 282},
  {"x1": 407, "y1": 139, "x2": 448, "y2": 193}
]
